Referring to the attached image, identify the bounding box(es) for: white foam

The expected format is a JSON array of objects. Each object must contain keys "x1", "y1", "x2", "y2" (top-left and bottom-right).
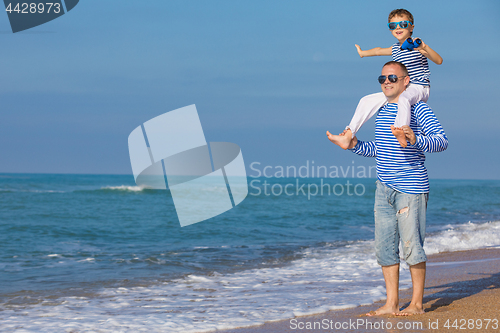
[
  {"x1": 1, "y1": 221, "x2": 498, "y2": 333},
  {"x1": 0, "y1": 241, "x2": 399, "y2": 333},
  {"x1": 77, "y1": 258, "x2": 95, "y2": 263},
  {"x1": 425, "y1": 220, "x2": 500, "y2": 254},
  {"x1": 101, "y1": 185, "x2": 148, "y2": 192}
]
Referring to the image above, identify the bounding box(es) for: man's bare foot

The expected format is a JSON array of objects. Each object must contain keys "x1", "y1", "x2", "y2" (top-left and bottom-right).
[
  {"x1": 366, "y1": 304, "x2": 398, "y2": 316},
  {"x1": 395, "y1": 304, "x2": 425, "y2": 316},
  {"x1": 391, "y1": 125, "x2": 408, "y2": 148},
  {"x1": 326, "y1": 129, "x2": 353, "y2": 150}
]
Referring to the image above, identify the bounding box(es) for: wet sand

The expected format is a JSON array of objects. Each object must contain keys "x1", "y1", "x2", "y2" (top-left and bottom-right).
[{"x1": 216, "y1": 247, "x2": 500, "y2": 333}]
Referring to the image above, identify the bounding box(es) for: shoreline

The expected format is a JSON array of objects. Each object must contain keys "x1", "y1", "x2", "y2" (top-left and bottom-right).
[{"x1": 216, "y1": 247, "x2": 500, "y2": 333}]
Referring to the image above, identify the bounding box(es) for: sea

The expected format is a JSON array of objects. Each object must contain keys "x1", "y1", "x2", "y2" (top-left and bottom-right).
[{"x1": 1, "y1": 174, "x2": 499, "y2": 332}]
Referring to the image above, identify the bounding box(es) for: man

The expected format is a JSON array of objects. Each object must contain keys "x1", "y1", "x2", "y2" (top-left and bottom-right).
[{"x1": 327, "y1": 61, "x2": 448, "y2": 315}]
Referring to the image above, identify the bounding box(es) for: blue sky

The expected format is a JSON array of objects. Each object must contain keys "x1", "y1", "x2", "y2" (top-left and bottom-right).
[{"x1": 1, "y1": 0, "x2": 499, "y2": 179}]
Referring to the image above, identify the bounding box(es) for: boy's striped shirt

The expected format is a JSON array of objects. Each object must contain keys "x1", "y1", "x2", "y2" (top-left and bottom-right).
[
  {"x1": 350, "y1": 101, "x2": 447, "y2": 194},
  {"x1": 392, "y1": 43, "x2": 430, "y2": 86}
]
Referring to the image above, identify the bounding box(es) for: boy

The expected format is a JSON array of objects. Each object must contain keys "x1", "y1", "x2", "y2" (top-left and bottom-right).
[{"x1": 327, "y1": 8, "x2": 442, "y2": 148}]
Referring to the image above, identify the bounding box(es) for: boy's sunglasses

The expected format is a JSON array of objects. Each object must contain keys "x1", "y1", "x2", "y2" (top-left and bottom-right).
[
  {"x1": 378, "y1": 75, "x2": 406, "y2": 84},
  {"x1": 388, "y1": 20, "x2": 412, "y2": 30}
]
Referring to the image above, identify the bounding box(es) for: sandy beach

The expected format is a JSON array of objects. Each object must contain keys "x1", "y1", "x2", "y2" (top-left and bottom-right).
[{"x1": 217, "y1": 247, "x2": 500, "y2": 333}]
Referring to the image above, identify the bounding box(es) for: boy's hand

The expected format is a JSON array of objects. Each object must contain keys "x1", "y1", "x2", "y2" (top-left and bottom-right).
[
  {"x1": 413, "y1": 37, "x2": 428, "y2": 53},
  {"x1": 413, "y1": 37, "x2": 425, "y2": 48},
  {"x1": 354, "y1": 45, "x2": 391, "y2": 57},
  {"x1": 413, "y1": 37, "x2": 443, "y2": 65},
  {"x1": 355, "y1": 44, "x2": 363, "y2": 58}
]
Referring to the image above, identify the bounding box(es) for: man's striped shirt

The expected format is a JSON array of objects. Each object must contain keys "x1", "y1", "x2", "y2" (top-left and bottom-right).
[
  {"x1": 392, "y1": 43, "x2": 430, "y2": 86},
  {"x1": 350, "y1": 101, "x2": 448, "y2": 194}
]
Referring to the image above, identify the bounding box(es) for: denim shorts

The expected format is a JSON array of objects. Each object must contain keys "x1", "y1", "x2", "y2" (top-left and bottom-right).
[{"x1": 374, "y1": 180, "x2": 429, "y2": 266}]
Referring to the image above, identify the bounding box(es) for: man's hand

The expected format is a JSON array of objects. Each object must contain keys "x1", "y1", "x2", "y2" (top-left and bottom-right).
[
  {"x1": 348, "y1": 135, "x2": 358, "y2": 149},
  {"x1": 402, "y1": 125, "x2": 416, "y2": 145},
  {"x1": 338, "y1": 129, "x2": 358, "y2": 149}
]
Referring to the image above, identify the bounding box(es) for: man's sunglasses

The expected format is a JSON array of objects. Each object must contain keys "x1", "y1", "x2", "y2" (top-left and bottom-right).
[
  {"x1": 388, "y1": 20, "x2": 412, "y2": 30},
  {"x1": 378, "y1": 75, "x2": 406, "y2": 84}
]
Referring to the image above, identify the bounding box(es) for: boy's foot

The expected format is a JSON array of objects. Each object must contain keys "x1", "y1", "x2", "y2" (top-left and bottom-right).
[
  {"x1": 326, "y1": 129, "x2": 353, "y2": 150},
  {"x1": 391, "y1": 126, "x2": 408, "y2": 148},
  {"x1": 395, "y1": 304, "x2": 425, "y2": 316},
  {"x1": 366, "y1": 304, "x2": 398, "y2": 316}
]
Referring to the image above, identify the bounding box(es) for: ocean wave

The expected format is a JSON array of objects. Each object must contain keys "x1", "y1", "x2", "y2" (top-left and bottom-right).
[
  {"x1": 1, "y1": 222, "x2": 499, "y2": 332},
  {"x1": 425, "y1": 220, "x2": 500, "y2": 254},
  {"x1": 0, "y1": 240, "x2": 399, "y2": 333},
  {"x1": 100, "y1": 185, "x2": 151, "y2": 192},
  {"x1": 0, "y1": 188, "x2": 65, "y2": 193}
]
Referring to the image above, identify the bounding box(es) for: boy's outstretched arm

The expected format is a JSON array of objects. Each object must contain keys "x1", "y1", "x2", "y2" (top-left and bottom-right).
[
  {"x1": 415, "y1": 40, "x2": 443, "y2": 65},
  {"x1": 355, "y1": 44, "x2": 392, "y2": 57}
]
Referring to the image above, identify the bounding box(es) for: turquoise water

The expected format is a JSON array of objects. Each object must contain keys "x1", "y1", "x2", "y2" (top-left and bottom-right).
[
  {"x1": 1, "y1": 174, "x2": 499, "y2": 332},
  {"x1": 1, "y1": 174, "x2": 499, "y2": 293}
]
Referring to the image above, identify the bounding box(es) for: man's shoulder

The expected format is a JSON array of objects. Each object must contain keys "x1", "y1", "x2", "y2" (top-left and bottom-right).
[{"x1": 411, "y1": 101, "x2": 432, "y2": 114}]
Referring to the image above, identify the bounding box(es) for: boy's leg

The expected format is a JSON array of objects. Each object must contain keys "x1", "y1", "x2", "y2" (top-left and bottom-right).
[
  {"x1": 348, "y1": 92, "x2": 387, "y2": 135},
  {"x1": 328, "y1": 92, "x2": 386, "y2": 150},
  {"x1": 392, "y1": 85, "x2": 430, "y2": 147},
  {"x1": 326, "y1": 128, "x2": 353, "y2": 150},
  {"x1": 392, "y1": 91, "x2": 412, "y2": 148}
]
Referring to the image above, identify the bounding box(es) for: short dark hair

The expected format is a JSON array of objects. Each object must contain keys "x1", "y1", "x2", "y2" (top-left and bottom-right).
[
  {"x1": 388, "y1": 9, "x2": 414, "y2": 24},
  {"x1": 383, "y1": 61, "x2": 409, "y2": 77}
]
